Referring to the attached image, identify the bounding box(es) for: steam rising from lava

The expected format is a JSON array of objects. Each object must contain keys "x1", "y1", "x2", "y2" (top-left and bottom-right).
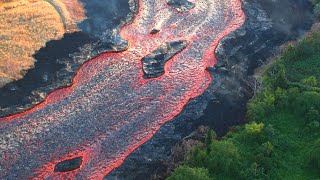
[{"x1": 0, "y1": 0, "x2": 245, "y2": 179}]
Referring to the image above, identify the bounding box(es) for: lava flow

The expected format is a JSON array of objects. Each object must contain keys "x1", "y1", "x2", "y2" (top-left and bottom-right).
[{"x1": 0, "y1": 0, "x2": 245, "y2": 179}]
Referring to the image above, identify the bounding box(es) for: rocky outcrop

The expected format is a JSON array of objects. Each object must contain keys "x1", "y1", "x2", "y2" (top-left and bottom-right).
[
  {"x1": 142, "y1": 41, "x2": 188, "y2": 79},
  {"x1": 54, "y1": 157, "x2": 83, "y2": 172},
  {"x1": 150, "y1": 29, "x2": 160, "y2": 34}
]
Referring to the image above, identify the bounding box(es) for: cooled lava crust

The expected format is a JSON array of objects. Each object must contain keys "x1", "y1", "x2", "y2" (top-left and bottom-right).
[{"x1": 0, "y1": 0, "x2": 245, "y2": 179}]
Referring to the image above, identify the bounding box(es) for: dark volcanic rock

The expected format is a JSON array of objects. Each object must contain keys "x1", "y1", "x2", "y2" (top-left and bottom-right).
[
  {"x1": 142, "y1": 41, "x2": 188, "y2": 79},
  {"x1": 54, "y1": 157, "x2": 83, "y2": 172},
  {"x1": 0, "y1": 32, "x2": 94, "y2": 117},
  {"x1": 150, "y1": 29, "x2": 160, "y2": 34},
  {"x1": 167, "y1": 0, "x2": 195, "y2": 13},
  {"x1": 94, "y1": 29, "x2": 129, "y2": 53}
]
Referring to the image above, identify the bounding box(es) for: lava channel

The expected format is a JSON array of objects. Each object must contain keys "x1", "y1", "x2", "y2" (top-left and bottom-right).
[{"x1": 0, "y1": 0, "x2": 245, "y2": 179}]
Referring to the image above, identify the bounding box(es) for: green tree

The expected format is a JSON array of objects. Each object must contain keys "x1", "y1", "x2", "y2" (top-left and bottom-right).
[
  {"x1": 309, "y1": 139, "x2": 320, "y2": 173},
  {"x1": 302, "y1": 76, "x2": 318, "y2": 87},
  {"x1": 263, "y1": 125, "x2": 277, "y2": 142},
  {"x1": 205, "y1": 141, "x2": 241, "y2": 176},
  {"x1": 247, "y1": 101, "x2": 267, "y2": 121},
  {"x1": 188, "y1": 147, "x2": 207, "y2": 167},
  {"x1": 261, "y1": 141, "x2": 274, "y2": 157},
  {"x1": 306, "y1": 107, "x2": 320, "y2": 124},
  {"x1": 314, "y1": 3, "x2": 320, "y2": 19},
  {"x1": 245, "y1": 122, "x2": 265, "y2": 135},
  {"x1": 242, "y1": 162, "x2": 267, "y2": 180},
  {"x1": 247, "y1": 91, "x2": 275, "y2": 121},
  {"x1": 205, "y1": 130, "x2": 217, "y2": 147},
  {"x1": 168, "y1": 166, "x2": 212, "y2": 180},
  {"x1": 287, "y1": 87, "x2": 300, "y2": 110},
  {"x1": 274, "y1": 87, "x2": 289, "y2": 109},
  {"x1": 270, "y1": 63, "x2": 288, "y2": 89},
  {"x1": 295, "y1": 92, "x2": 320, "y2": 115}
]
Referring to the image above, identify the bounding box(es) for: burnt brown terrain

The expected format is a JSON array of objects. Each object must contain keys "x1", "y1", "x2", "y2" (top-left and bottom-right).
[{"x1": 0, "y1": 0, "x2": 85, "y2": 87}]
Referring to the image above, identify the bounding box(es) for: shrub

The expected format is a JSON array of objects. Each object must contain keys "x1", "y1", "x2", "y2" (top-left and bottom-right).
[
  {"x1": 271, "y1": 64, "x2": 288, "y2": 89},
  {"x1": 308, "y1": 120, "x2": 320, "y2": 129},
  {"x1": 168, "y1": 166, "x2": 212, "y2": 180},
  {"x1": 302, "y1": 76, "x2": 318, "y2": 87},
  {"x1": 295, "y1": 92, "x2": 320, "y2": 115},
  {"x1": 309, "y1": 140, "x2": 320, "y2": 172},
  {"x1": 245, "y1": 122, "x2": 265, "y2": 135},
  {"x1": 242, "y1": 162, "x2": 268, "y2": 180},
  {"x1": 274, "y1": 88, "x2": 289, "y2": 109},
  {"x1": 314, "y1": 3, "x2": 320, "y2": 19},
  {"x1": 263, "y1": 125, "x2": 277, "y2": 142},
  {"x1": 247, "y1": 91, "x2": 275, "y2": 121},
  {"x1": 205, "y1": 130, "x2": 217, "y2": 147},
  {"x1": 188, "y1": 147, "x2": 207, "y2": 167},
  {"x1": 287, "y1": 88, "x2": 300, "y2": 103},
  {"x1": 261, "y1": 141, "x2": 274, "y2": 156},
  {"x1": 205, "y1": 141, "x2": 241, "y2": 176},
  {"x1": 247, "y1": 101, "x2": 267, "y2": 121},
  {"x1": 311, "y1": 0, "x2": 320, "y2": 5},
  {"x1": 306, "y1": 107, "x2": 320, "y2": 124},
  {"x1": 253, "y1": 153, "x2": 274, "y2": 174}
]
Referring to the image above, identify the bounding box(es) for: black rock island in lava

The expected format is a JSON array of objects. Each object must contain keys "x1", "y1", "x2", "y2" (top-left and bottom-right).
[
  {"x1": 0, "y1": 0, "x2": 245, "y2": 179},
  {"x1": 142, "y1": 40, "x2": 189, "y2": 78}
]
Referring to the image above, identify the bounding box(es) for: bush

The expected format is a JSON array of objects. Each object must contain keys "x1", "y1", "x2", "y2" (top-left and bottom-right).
[
  {"x1": 269, "y1": 63, "x2": 288, "y2": 89},
  {"x1": 261, "y1": 141, "x2": 274, "y2": 156},
  {"x1": 295, "y1": 91, "x2": 320, "y2": 115},
  {"x1": 314, "y1": 3, "x2": 320, "y2": 19},
  {"x1": 309, "y1": 140, "x2": 320, "y2": 172},
  {"x1": 205, "y1": 130, "x2": 217, "y2": 147},
  {"x1": 274, "y1": 88, "x2": 289, "y2": 109},
  {"x1": 247, "y1": 91, "x2": 275, "y2": 121},
  {"x1": 302, "y1": 76, "x2": 318, "y2": 87},
  {"x1": 263, "y1": 125, "x2": 277, "y2": 142},
  {"x1": 306, "y1": 107, "x2": 320, "y2": 124},
  {"x1": 205, "y1": 141, "x2": 241, "y2": 176},
  {"x1": 245, "y1": 122, "x2": 265, "y2": 135},
  {"x1": 311, "y1": 0, "x2": 320, "y2": 5},
  {"x1": 188, "y1": 147, "x2": 208, "y2": 167},
  {"x1": 242, "y1": 162, "x2": 268, "y2": 180},
  {"x1": 247, "y1": 101, "x2": 267, "y2": 121},
  {"x1": 168, "y1": 166, "x2": 212, "y2": 180},
  {"x1": 287, "y1": 88, "x2": 300, "y2": 106}
]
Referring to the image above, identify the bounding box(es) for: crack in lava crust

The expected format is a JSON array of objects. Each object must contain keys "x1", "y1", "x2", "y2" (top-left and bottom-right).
[{"x1": 0, "y1": 0, "x2": 245, "y2": 179}]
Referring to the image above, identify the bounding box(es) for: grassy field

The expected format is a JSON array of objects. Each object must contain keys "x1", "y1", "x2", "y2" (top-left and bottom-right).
[{"x1": 0, "y1": 0, "x2": 85, "y2": 87}]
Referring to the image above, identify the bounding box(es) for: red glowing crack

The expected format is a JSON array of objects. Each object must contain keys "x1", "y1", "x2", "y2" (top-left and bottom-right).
[{"x1": 0, "y1": 0, "x2": 245, "y2": 179}]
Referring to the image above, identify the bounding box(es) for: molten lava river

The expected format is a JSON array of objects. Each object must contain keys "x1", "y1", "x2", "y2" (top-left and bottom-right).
[{"x1": 0, "y1": 0, "x2": 245, "y2": 179}]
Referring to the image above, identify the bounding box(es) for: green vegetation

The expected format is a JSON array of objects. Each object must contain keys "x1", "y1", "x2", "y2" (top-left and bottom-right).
[
  {"x1": 168, "y1": 21, "x2": 320, "y2": 180},
  {"x1": 313, "y1": 0, "x2": 320, "y2": 19},
  {"x1": 167, "y1": 166, "x2": 211, "y2": 180}
]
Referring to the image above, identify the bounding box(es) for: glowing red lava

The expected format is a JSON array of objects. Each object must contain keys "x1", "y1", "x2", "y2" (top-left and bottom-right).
[{"x1": 0, "y1": 0, "x2": 245, "y2": 179}]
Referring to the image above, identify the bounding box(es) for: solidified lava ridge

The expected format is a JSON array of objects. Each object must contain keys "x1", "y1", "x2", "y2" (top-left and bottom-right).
[
  {"x1": 0, "y1": 0, "x2": 245, "y2": 179},
  {"x1": 142, "y1": 40, "x2": 189, "y2": 78}
]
